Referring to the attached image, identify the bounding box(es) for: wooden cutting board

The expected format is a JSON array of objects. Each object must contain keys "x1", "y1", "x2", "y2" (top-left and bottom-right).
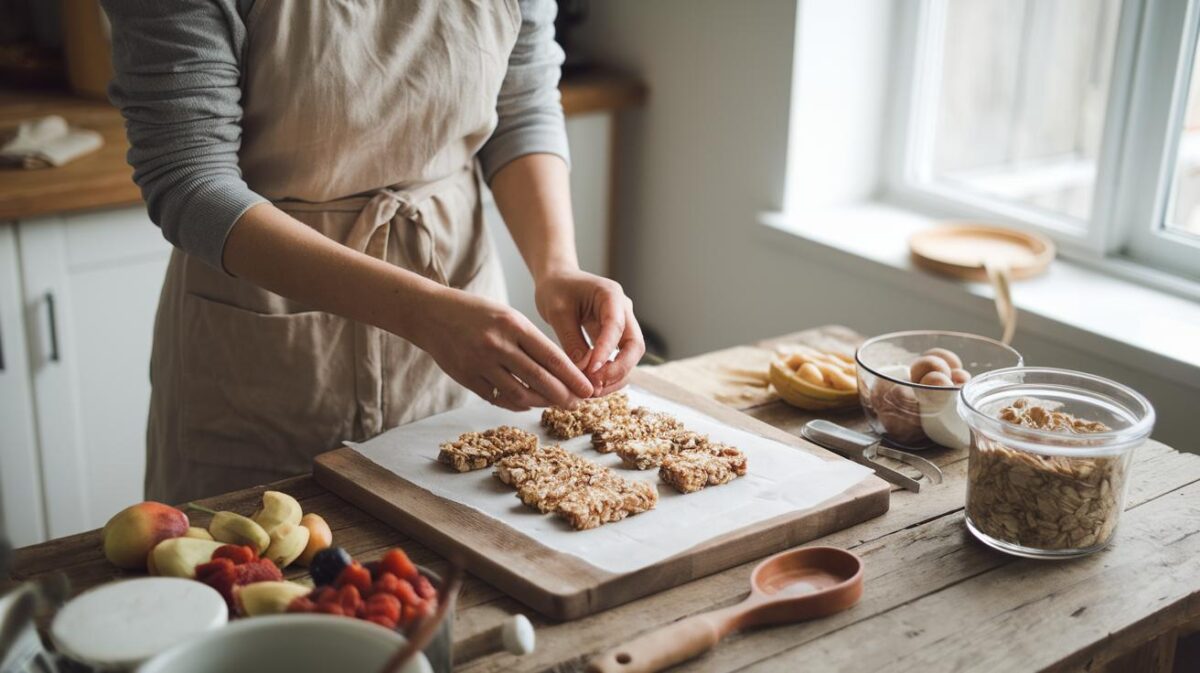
[{"x1": 313, "y1": 370, "x2": 890, "y2": 620}]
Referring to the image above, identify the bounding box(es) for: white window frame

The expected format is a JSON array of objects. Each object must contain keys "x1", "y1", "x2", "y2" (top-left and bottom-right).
[{"x1": 881, "y1": 0, "x2": 1200, "y2": 282}]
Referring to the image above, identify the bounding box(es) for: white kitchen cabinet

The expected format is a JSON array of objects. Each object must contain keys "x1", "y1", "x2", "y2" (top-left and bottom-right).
[
  {"x1": 0, "y1": 223, "x2": 45, "y2": 548},
  {"x1": 5, "y1": 207, "x2": 170, "y2": 542}
]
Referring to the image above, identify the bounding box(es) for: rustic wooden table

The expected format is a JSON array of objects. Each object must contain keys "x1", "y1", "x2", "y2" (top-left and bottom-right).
[{"x1": 8, "y1": 327, "x2": 1199, "y2": 672}]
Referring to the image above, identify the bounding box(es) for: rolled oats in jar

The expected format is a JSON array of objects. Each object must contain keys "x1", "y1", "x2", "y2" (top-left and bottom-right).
[{"x1": 958, "y1": 369, "x2": 1155, "y2": 559}]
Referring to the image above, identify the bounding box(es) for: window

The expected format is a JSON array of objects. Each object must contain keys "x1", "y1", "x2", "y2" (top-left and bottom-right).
[{"x1": 888, "y1": 0, "x2": 1200, "y2": 282}]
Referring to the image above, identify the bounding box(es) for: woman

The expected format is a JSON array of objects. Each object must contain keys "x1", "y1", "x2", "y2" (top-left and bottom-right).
[{"x1": 102, "y1": 0, "x2": 644, "y2": 503}]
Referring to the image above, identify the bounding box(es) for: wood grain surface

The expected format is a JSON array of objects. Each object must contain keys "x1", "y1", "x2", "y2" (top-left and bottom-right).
[
  {"x1": 313, "y1": 369, "x2": 890, "y2": 620},
  {"x1": 8, "y1": 326, "x2": 1198, "y2": 673}
]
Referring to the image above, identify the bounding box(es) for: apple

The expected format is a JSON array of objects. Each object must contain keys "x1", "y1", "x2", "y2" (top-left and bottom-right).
[{"x1": 102, "y1": 502, "x2": 189, "y2": 570}]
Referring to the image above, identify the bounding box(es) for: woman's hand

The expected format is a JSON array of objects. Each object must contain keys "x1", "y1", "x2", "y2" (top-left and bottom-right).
[
  {"x1": 535, "y1": 269, "x2": 645, "y2": 397},
  {"x1": 413, "y1": 287, "x2": 594, "y2": 411}
]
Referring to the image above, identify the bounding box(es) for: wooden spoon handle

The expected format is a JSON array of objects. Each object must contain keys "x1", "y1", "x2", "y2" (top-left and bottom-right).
[{"x1": 586, "y1": 614, "x2": 723, "y2": 673}]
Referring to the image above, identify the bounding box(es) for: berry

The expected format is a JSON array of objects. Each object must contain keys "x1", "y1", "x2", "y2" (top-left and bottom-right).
[
  {"x1": 366, "y1": 614, "x2": 398, "y2": 630},
  {"x1": 309, "y1": 547, "x2": 353, "y2": 586},
  {"x1": 365, "y1": 593, "x2": 401, "y2": 623},
  {"x1": 414, "y1": 575, "x2": 437, "y2": 601},
  {"x1": 363, "y1": 560, "x2": 383, "y2": 580},
  {"x1": 195, "y1": 558, "x2": 235, "y2": 581},
  {"x1": 212, "y1": 544, "x2": 257, "y2": 565},
  {"x1": 233, "y1": 558, "x2": 283, "y2": 585},
  {"x1": 317, "y1": 602, "x2": 345, "y2": 617},
  {"x1": 312, "y1": 586, "x2": 337, "y2": 606},
  {"x1": 335, "y1": 562, "x2": 372, "y2": 593},
  {"x1": 381, "y1": 549, "x2": 418, "y2": 582},
  {"x1": 287, "y1": 596, "x2": 317, "y2": 613},
  {"x1": 392, "y1": 578, "x2": 419, "y2": 605},
  {"x1": 337, "y1": 584, "x2": 363, "y2": 615}
]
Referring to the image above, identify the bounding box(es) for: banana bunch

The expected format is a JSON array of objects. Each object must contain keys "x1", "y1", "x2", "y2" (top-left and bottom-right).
[
  {"x1": 190, "y1": 491, "x2": 332, "y2": 569},
  {"x1": 768, "y1": 347, "x2": 861, "y2": 411}
]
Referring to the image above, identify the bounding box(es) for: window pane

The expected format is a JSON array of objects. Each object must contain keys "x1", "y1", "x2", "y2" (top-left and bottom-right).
[
  {"x1": 1164, "y1": 39, "x2": 1200, "y2": 240},
  {"x1": 921, "y1": 0, "x2": 1122, "y2": 223}
]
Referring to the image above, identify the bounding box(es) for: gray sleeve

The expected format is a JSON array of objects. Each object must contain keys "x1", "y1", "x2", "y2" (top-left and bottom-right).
[
  {"x1": 102, "y1": 0, "x2": 266, "y2": 271},
  {"x1": 477, "y1": 0, "x2": 571, "y2": 182}
]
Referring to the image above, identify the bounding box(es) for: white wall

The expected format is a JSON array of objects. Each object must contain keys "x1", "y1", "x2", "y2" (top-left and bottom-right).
[{"x1": 574, "y1": 0, "x2": 1196, "y2": 450}]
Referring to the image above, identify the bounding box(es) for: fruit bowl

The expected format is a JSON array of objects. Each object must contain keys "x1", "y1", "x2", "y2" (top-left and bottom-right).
[
  {"x1": 769, "y1": 347, "x2": 859, "y2": 411},
  {"x1": 140, "y1": 613, "x2": 433, "y2": 673},
  {"x1": 855, "y1": 331, "x2": 1022, "y2": 450}
]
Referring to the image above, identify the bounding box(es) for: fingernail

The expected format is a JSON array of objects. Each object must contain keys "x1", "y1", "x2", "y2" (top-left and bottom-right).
[{"x1": 589, "y1": 360, "x2": 603, "y2": 373}]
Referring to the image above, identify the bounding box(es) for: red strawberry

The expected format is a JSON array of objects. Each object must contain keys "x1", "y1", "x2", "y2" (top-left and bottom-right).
[
  {"x1": 337, "y1": 585, "x2": 363, "y2": 615},
  {"x1": 381, "y1": 549, "x2": 418, "y2": 582},
  {"x1": 366, "y1": 614, "x2": 398, "y2": 630},
  {"x1": 287, "y1": 596, "x2": 317, "y2": 613},
  {"x1": 195, "y1": 558, "x2": 235, "y2": 581},
  {"x1": 212, "y1": 544, "x2": 257, "y2": 565},
  {"x1": 335, "y1": 562, "x2": 372, "y2": 593},
  {"x1": 317, "y1": 602, "x2": 345, "y2": 617},
  {"x1": 414, "y1": 575, "x2": 437, "y2": 601},
  {"x1": 233, "y1": 558, "x2": 283, "y2": 585},
  {"x1": 365, "y1": 593, "x2": 401, "y2": 623}
]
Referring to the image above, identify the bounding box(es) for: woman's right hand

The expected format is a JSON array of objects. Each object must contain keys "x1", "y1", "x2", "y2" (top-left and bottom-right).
[{"x1": 413, "y1": 287, "x2": 595, "y2": 411}]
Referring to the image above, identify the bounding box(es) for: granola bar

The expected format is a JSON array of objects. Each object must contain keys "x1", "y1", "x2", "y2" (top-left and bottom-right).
[
  {"x1": 613, "y1": 429, "x2": 711, "y2": 470},
  {"x1": 540, "y1": 392, "x2": 631, "y2": 439},
  {"x1": 659, "y1": 445, "x2": 748, "y2": 494},
  {"x1": 555, "y1": 479, "x2": 658, "y2": 530},
  {"x1": 437, "y1": 426, "x2": 538, "y2": 472},
  {"x1": 493, "y1": 442, "x2": 658, "y2": 529},
  {"x1": 591, "y1": 407, "x2": 684, "y2": 453}
]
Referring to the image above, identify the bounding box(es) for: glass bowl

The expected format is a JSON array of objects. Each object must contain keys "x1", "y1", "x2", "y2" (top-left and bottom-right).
[
  {"x1": 958, "y1": 367, "x2": 1154, "y2": 558},
  {"x1": 855, "y1": 331, "x2": 1023, "y2": 450}
]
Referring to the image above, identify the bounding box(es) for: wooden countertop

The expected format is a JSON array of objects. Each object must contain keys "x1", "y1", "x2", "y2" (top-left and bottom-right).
[
  {"x1": 8, "y1": 325, "x2": 1199, "y2": 673},
  {"x1": 0, "y1": 70, "x2": 646, "y2": 223}
]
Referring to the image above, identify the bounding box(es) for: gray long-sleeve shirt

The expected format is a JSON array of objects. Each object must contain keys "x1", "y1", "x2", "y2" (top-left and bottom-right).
[{"x1": 101, "y1": 0, "x2": 568, "y2": 270}]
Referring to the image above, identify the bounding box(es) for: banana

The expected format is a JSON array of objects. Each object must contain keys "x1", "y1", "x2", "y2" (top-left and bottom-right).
[
  {"x1": 263, "y1": 522, "x2": 310, "y2": 568},
  {"x1": 209, "y1": 511, "x2": 271, "y2": 554},
  {"x1": 151, "y1": 537, "x2": 226, "y2": 578},
  {"x1": 235, "y1": 581, "x2": 312, "y2": 616},
  {"x1": 769, "y1": 358, "x2": 860, "y2": 411},
  {"x1": 252, "y1": 491, "x2": 303, "y2": 534}
]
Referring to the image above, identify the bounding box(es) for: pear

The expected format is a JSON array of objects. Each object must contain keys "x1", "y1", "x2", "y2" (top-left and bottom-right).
[
  {"x1": 208, "y1": 511, "x2": 270, "y2": 554},
  {"x1": 235, "y1": 581, "x2": 312, "y2": 616},
  {"x1": 252, "y1": 491, "x2": 303, "y2": 534},
  {"x1": 263, "y1": 522, "x2": 310, "y2": 568},
  {"x1": 151, "y1": 537, "x2": 225, "y2": 578}
]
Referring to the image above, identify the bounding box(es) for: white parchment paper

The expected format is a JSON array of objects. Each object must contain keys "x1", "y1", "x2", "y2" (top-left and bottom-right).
[{"x1": 348, "y1": 387, "x2": 871, "y2": 574}]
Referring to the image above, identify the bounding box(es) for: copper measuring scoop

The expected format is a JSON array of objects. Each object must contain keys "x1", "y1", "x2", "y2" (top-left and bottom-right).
[{"x1": 587, "y1": 546, "x2": 863, "y2": 673}]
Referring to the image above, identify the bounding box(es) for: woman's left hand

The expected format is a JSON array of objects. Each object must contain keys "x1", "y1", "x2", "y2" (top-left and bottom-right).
[{"x1": 535, "y1": 269, "x2": 645, "y2": 397}]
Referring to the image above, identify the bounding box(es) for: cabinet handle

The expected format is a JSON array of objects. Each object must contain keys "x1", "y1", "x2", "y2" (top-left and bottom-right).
[{"x1": 44, "y1": 291, "x2": 60, "y2": 363}]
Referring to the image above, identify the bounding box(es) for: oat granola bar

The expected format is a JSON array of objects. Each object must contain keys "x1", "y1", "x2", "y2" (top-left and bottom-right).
[
  {"x1": 437, "y1": 426, "x2": 538, "y2": 472},
  {"x1": 493, "y1": 442, "x2": 658, "y2": 529},
  {"x1": 614, "y1": 429, "x2": 710, "y2": 470},
  {"x1": 591, "y1": 407, "x2": 684, "y2": 453},
  {"x1": 659, "y1": 445, "x2": 748, "y2": 494},
  {"x1": 555, "y1": 479, "x2": 658, "y2": 530},
  {"x1": 540, "y1": 392, "x2": 631, "y2": 439}
]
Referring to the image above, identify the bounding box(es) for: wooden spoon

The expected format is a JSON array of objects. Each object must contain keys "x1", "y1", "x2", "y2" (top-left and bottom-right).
[{"x1": 587, "y1": 547, "x2": 863, "y2": 673}]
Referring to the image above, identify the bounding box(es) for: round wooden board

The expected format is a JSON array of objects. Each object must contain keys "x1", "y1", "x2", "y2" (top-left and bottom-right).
[{"x1": 908, "y1": 223, "x2": 1055, "y2": 281}]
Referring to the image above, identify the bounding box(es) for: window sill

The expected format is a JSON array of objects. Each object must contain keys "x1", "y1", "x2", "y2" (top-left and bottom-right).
[{"x1": 758, "y1": 203, "x2": 1200, "y2": 390}]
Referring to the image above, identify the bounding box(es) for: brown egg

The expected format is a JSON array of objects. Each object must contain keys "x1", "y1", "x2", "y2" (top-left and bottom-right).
[
  {"x1": 922, "y1": 348, "x2": 963, "y2": 369},
  {"x1": 909, "y1": 355, "x2": 951, "y2": 383},
  {"x1": 950, "y1": 368, "x2": 972, "y2": 385},
  {"x1": 919, "y1": 371, "x2": 954, "y2": 387}
]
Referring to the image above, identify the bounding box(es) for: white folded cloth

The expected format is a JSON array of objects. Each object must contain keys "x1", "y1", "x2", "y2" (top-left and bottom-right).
[{"x1": 1, "y1": 115, "x2": 104, "y2": 169}]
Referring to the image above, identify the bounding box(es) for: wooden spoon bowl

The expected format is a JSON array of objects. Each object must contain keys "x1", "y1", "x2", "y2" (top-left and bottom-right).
[{"x1": 587, "y1": 547, "x2": 863, "y2": 673}]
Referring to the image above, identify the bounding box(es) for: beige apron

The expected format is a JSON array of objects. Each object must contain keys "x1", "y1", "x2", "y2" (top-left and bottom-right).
[{"x1": 145, "y1": 0, "x2": 519, "y2": 503}]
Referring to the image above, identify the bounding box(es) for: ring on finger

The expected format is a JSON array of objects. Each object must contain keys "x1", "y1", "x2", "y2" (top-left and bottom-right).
[{"x1": 492, "y1": 386, "x2": 501, "y2": 400}]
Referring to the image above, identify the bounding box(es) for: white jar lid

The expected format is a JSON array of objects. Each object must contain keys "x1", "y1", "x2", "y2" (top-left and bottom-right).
[{"x1": 51, "y1": 577, "x2": 227, "y2": 670}]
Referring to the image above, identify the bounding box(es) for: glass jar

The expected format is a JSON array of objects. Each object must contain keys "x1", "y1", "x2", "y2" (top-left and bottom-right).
[{"x1": 958, "y1": 367, "x2": 1155, "y2": 559}]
